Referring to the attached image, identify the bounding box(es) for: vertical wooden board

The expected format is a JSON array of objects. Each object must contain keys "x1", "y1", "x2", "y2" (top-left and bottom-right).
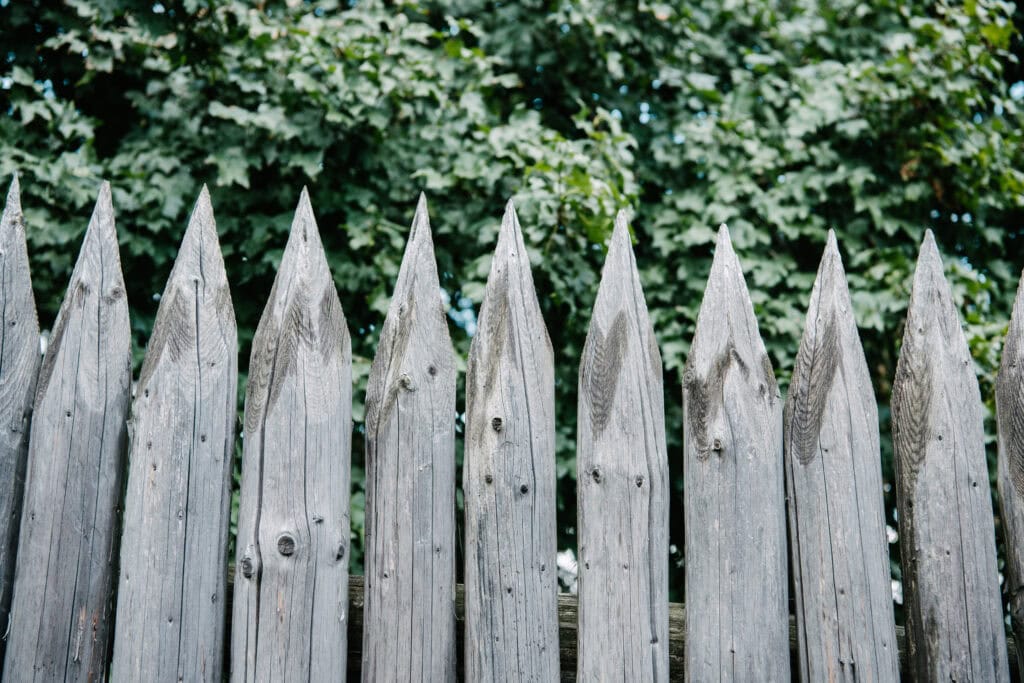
[
  {"x1": 576, "y1": 212, "x2": 669, "y2": 681},
  {"x1": 464, "y1": 200, "x2": 559, "y2": 681},
  {"x1": 3, "y1": 182, "x2": 130, "y2": 681},
  {"x1": 784, "y1": 231, "x2": 898, "y2": 683},
  {"x1": 111, "y1": 187, "x2": 237, "y2": 682},
  {"x1": 0, "y1": 175, "x2": 41, "y2": 667},
  {"x1": 892, "y1": 231, "x2": 1008, "y2": 681},
  {"x1": 997, "y1": 268, "x2": 1024, "y2": 675},
  {"x1": 361, "y1": 195, "x2": 456, "y2": 680},
  {"x1": 682, "y1": 225, "x2": 789, "y2": 681},
  {"x1": 231, "y1": 189, "x2": 351, "y2": 681}
]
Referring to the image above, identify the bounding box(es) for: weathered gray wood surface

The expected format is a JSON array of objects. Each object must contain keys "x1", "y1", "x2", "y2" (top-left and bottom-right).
[
  {"x1": 784, "y1": 231, "x2": 899, "y2": 683},
  {"x1": 362, "y1": 194, "x2": 456, "y2": 681},
  {"x1": 464, "y1": 200, "x2": 559, "y2": 681},
  {"x1": 223, "y1": 572, "x2": 1019, "y2": 681},
  {"x1": 111, "y1": 187, "x2": 236, "y2": 682},
  {"x1": 0, "y1": 175, "x2": 41, "y2": 667},
  {"x1": 682, "y1": 225, "x2": 789, "y2": 681},
  {"x1": 891, "y1": 230, "x2": 1008, "y2": 681},
  {"x1": 576, "y1": 212, "x2": 669, "y2": 681},
  {"x1": 231, "y1": 190, "x2": 351, "y2": 681},
  {"x1": 3, "y1": 182, "x2": 130, "y2": 681},
  {"x1": 998, "y1": 267, "x2": 1024, "y2": 677}
]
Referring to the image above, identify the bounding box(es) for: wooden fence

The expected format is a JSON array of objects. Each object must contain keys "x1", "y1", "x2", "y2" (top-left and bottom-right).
[{"x1": 0, "y1": 176, "x2": 1021, "y2": 681}]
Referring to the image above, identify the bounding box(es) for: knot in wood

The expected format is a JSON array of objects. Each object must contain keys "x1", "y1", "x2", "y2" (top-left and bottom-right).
[
  {"x1": 335, "y1": 543, "x2": 345, "y2": 562},
  {"x1": 519, "y1": 483, "x2": 529, "y2": 494},
  {"x1": 277, "y1": 533, "x2": 297, "y2": 556},
  {"x1": 491, "y1": 417, "x2": 503, "y2": 432},
  {"x1": 484, "y1": 474, "x2": 494, "y2": 484},
  {"x1": 635, "y1": 475, "x2": 644, "y2": 488},
  {"x1": 240, "y1": 556, "x2": 255, "y2": 579},
  {"x1": 712, "y1": 438, "x2": 723, "y2": 452},
  {"x1": 399, "y1": 373, "x2": 416, "y2": 392},
  {"x1": 591, "y1": 467, "x2": 603, "y2": 483}
]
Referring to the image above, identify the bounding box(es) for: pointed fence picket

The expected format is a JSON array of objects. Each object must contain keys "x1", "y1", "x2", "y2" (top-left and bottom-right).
[
  {"x1": 111, "y1": 188, "x2": 237, "y2": 681},
  {"x1": 892, "y1": 231, "x2": 1009, "y2": 681},
  {"x1": 576, "y1": 212, "x2": 669, "y2": 681},
  {"x1": 1, "y1": 179, "x2": 1023, "y2": 682},
  {"x1": 998, "y1": 268, "x2": 1024, "y2": 677},
  {"x1": 463, "y1": 201, "x2": 560, "y2": 681},
  {"x1": 231, "y1": 190, "x2": 352, "y2": 681},
  {"x1": 362, "y1": 195, "x2": 457, "y2": 681},
  {"x1": 682, "y1": 226, "x2": 790, "y2": 681},
  {"x1": 0, "y1": 176, "x2": 40, "y2": 665},
  {"x1": 3, "y1": 183, "x2": 131, "y2": 682},
  {"x1": 784, "y1": 232, "x2": 899, "y2": 682}
]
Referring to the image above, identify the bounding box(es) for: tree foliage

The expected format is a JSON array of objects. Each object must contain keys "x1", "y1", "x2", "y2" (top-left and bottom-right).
[{"x1": 2, "y1": 0, "x2": 1022, "y2": 599}]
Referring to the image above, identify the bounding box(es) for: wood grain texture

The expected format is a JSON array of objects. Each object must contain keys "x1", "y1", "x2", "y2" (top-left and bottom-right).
[
  {"x1": 682, "y1": 225, "x2": 789, "y2": 681},
  {"x1": 998, "y1": 267, "x2": 1024, "y2": 677},
  {"x1": 361, "y1": 194, "x2": 456, "y2": 681},
  {"x1": 111, "y1": 187, "x2": 236, "y2": 682},
  {"x1": 231, "y1": 189, "x2": 351, "y2": 682},
  {"x1": 0, "y1": 175, "x2": 41, "y2": 668},
  {"x1": 576, "y1": 212, "x2": 669, "y2": 681},
  {"x1": 892, "y1": 230, "x2": 1008, "y2": 681},
  {"x1": 464, "y1": 200, "x2": 559, "y2": 681},
  {"x1": 223, "y1": 572, "x2": 1020, "y2": 681},
  {"x1": 784, "y1": 231, "x2": 898, "y2": 683},
  {"x1": 3, "y1": 182, "x2": 130, "y2": 682}
]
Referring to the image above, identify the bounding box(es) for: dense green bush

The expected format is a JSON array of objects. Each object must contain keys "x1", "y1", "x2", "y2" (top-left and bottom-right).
[{"x1": 2, "y1": 0, "x2": 1022, "y2": 604}]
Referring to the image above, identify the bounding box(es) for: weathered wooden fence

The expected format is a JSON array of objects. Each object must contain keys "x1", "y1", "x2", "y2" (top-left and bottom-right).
[{"x1": 0, "y1": 176, "x2": 1022, "y2": 681}]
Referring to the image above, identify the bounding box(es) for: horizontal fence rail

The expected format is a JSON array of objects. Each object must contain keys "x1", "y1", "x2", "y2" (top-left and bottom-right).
[{"x1": 1, "y1": 178, "x2": 1022, "y2": 681}]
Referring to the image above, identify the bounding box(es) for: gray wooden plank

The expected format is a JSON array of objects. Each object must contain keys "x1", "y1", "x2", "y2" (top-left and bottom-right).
[
  {"x1": 784, "y1": 231, "x2": 899, "y2": 683},
  {"x1": 361, "y1": 194, "x2": 456, "y2": 681},
  {"x1": 111, "y1": 186, "x2": 236, "y2": 682},
  {"x1": 997, "y1": 267, "x2": 1024, "y2": 676},
  {"x1": 892, "y1": 230, "x2": 1008, "y2": 681},
  {"x1": 3, "y1": 181, "x2": 130, "y2": 681},
  {"x1": 682, "y1": 225, "x2": 789, "y2": 681},
  {"x1": 231, "y1": 189, "x2": 351, "y2": 682},
  {"x1": 0, "y1": 175, "x2": 41, "y2": 668},
  {"x1": 464, "y1": 200, "x2": 559, "y2": 681},
  {"x1": 576, "y1": 211, "x2": 669, "y2": 681}
]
